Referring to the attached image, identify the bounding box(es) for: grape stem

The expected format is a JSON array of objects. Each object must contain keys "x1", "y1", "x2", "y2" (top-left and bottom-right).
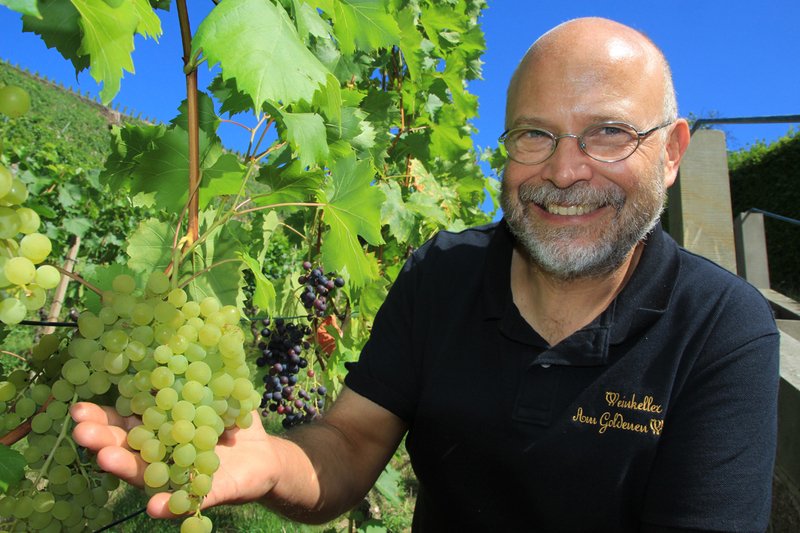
[
  {"x1": 53, "y1": 265, "x2": 102, "y2": 295},
  {"x1": 0, "y1": 349, "x2": 25, "y2": 362},
  {"x1": 33, "y1": 392, "x2": 77, "y2": 487}
]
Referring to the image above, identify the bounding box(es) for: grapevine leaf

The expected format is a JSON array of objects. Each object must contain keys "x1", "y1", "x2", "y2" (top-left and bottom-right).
[
  {"x1": 209, "y1": 75, "x2": 254, "y2": 117},
  {"x1": 254, "y1": 160, "x2": 324, "y2": 206},
  {"x1": 378, "y1": 181, "x2": 415, "y2": 243},
  {"x1": 199, "y1": 153, "x2": 247, "y2": 209},
  {"x1": 101, "y1": 124, "x2": 167, "y2": 190},
  {"x1": 192, "y1": 0, "x2": 330, "y2": 110},
  {"x1": 312, "y1": 0, "x2": 400, "y2": 55},
  {"x1": 293, "y1": 0, "x2": 331, "y2": 42},
  {"x1": 281, "y1": 112, "x2": 329, "y2": 168},
  {"x1": 21, "y1": 0, "x2": 89, "y2": 72},
  {"x1": 420, "y1": 2, "x2": 465, "y2": 52},
  {"x1": 131, "y1": 127, "x2": 223, "y2": 212},
  {"x1": 312, "y1": 74, "x2": 343, "y2": 136},
  {"x1": 0, "y1": 444, "x2": 25, "y2": 494},
  {"x1": 186, "y1": 214, "x2": 244, "y2": 306},
  {"x1": 132, "y1": 0, "x2": 161, "y2": 40},
  {"x1": 357, "y1": 276, "x2": 389, "y2": 322},
  {"x1": 429, "y1": 106, "x2": 472, "y2": 160},
  {"x1": 171, "y1": 91, "x2": 220, "y2": 140},
  {"x1": 1, "y1": 0, "x2": 40, "y2": 18},
  {"x1": 238, "y1": 251, "x2": 276, "y2": 312},
  {"x1": 71, "y1": 0, "x2": 141, "y2": 103},
  {"x1": 63, "y1": 217, "x2": 93, "y2": 237},
  {"x1": 319, "y1": 154, "x2": 384, "y2": 287},
  {"x1": 126, "y1": 218, "x2": 174, "y2": 274},
  {"x1": 396, "y1": 6, "x2": 424, "y2": 81}
]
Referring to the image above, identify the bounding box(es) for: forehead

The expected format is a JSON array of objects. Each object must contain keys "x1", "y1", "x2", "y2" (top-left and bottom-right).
[{"x1": 506, "y1": 27, "x2": 665, "y2": 128}]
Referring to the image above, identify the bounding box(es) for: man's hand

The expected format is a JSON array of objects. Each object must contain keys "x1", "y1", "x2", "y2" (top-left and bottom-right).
[{"x1": 70, "y1": 402, "x2": 277, "y2": 519}]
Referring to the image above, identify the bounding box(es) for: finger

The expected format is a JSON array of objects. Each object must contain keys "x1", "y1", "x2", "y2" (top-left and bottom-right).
[
  {"x1": 95, "y1": 446, "x2": 148, "y2": 488},
  {"x1": 72, "y1": 420, "x2": 130, "y2": 451},
  {"x1": 70, "y1": 402, "x2": 139, "y2": 430}
]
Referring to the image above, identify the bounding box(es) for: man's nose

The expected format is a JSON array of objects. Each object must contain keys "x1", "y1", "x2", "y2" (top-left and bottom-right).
[{"x1": 540, "y1": 134, "x2": 593, "y2": 187}]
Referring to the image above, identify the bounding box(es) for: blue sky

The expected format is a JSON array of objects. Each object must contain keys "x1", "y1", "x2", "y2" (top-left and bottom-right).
[{"x1": 1, "y1": 1, "x2": 798, "y2": 156}]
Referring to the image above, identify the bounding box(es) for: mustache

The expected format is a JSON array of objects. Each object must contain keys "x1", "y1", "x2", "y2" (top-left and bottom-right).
[{"x1": 517, "y1": 181, "x2": 626, "y2": 210}]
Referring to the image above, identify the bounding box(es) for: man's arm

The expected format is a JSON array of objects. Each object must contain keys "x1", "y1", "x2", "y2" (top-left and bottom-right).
[{"x1": 71, "y1": 386, "x2": 407, "y2": 523}]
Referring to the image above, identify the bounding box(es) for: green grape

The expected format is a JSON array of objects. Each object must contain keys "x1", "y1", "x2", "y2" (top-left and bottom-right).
[
  {"x1": 150, "y1": 366, "x2": 175, "y2": 389},
  {"x1": 181, "y1": 515, "x2": 213, "y2": 533},
  {"x1": 125, "y1": 339, "x2": 148, "y2": 362},
  {"x1": 46, "y1": 400, "x2": 69, "y2": 420},
  {"x1": 181, "y1": 300, "x2": 201, "y2": 318},
  {"x1": 140, "y1": 438, "x2": 167, "y2": 463},
  {"x1": 172, "y1": 442, "x2": 196, "y2": 468},
  {"x1": 171, "y1": 420, "x2": 195, "y2": 444},
  {"x1": 0, "y1": 85, "x2": 31, "y2": 118},
  {"x1": 30, "y1": 412, "x2": 52, "y2": 433},
  {"x1": 133, "y1": 370, "x2": 153, "y2": 391},
  {"x1": 130, "y1": 325, "x2": 155, "y2": 345},
  {"x1": 20, "y1": 284, "x2": 46, "y2": 310},
  {"x1": 194, "y1": 451, "x2": 220, "y2": 475},
  {"x1": 112, "y1": 292, "x2": 136, "y2": 318},
  {"x1": 14, "y1": 396, "x2": 36, "y2": 418},
  {"x1": 193, "y1": 405, "x2": 218, "y2": 426},
  {"x1": 197, "y1": 324, "x2": 221, "y2": 347},
  {"x1": 87, "y1": 370, "x2": 112, "y2": 394},
  {"x1": 190, "y1": 473, "x2": 212, "y2": 497},
  {"x1": 0, "y1": 296, "x2": 26, "y2": 324},
  {"x1": 177, "y1": 324, "x2": 198, "y2": 342},
  {"x1": 15, "y1": 207, "x2": 40, "y2": 234},
  {"x1": 158, "y1": 421, "x2": 178, "y2": 446},
  {"x1": 142, "y1": 406, "x2": 168, "y2": 430},
  {"x1": 104, "y1": 351, "x2": 130, "y2": 374},
  {"x1": 115, "y1": 395, "x2": 133, "y2": 416},
  {"x1": 186, "y1": 361, "x2": 212, "y2": 385},
  {"x1": 62, "y1": 359, "x2": 90, "y2": 385},
  {"x1": 168, "y1": 354, "x2": 189, "y2": 375},
  {"x1": 218, "y1": 333, "x2": 243, "y2": 358},
  {"x1": 18, "y1": 232, "x2": 51, "y2": 264},
  {"x1": 232, "y1": 377, "x2": 254, "y2": 401},
  {"x1": 51, "y1": 379, "x2": 74, "y2": 401},
  {"x1": 192, "y1": 425, "x2": 218, "y2": 451},
  {"x1": 112, "y1": 273, "x2": 136, "y2": 294},
  {"x1": 153, "y1": 344, "x2": 173, "y2": 364},
  {"x1": 32, "y1": 491, "x2": 55, "y2": 513},
  {"x1": 77, "y1": 312, "x2": 105, "y2": 339},
  {"x1": 13, "y1": 495, "x2": 34, "y2": 519},
  {"x1": 23, "y1": 444, "x2": 43, "y2": 463},
  {"x1": 155, "y1": 386, "x2": 179, "y2": 410},
  {"x1": 2, "y1": 177, "x2": 29, "y2": 205},
  {"x1": 199, "y1": 296, "x2": 220, "y2": 317},
  {"x1": 168, "y1": 333, "x2": 189, "y2": 354},
  {"x1": 32, "y1": 333, "x2": 60, "y2": 360},
  {"x1": 67, "y1": 474, "x2": 88, "y2": 495},
  {"x1": 154, "y1": 300, "x2": 179, "y2": 324},
  {"x1": 146, "y1": 270, "x2": 170, "y2": 294},
  {"x1": 181, "y1": 380, "x2": 205, "y2": 403},
  {"x1": 132, "y1": 302, "x2": 155, "y2": 325},
  {"x1": 51, "y1": 499, "x2": 71, "y2": 521},
  {"x1": 167, "y1": 489, "x2": 192, "y2": 515},
  {"x1": 53, "y1": 445, "x2": 76, "y2": 466},
  {"x1": 172, "y1": 400, "x2": 196, "y2": 422},
  {"x1": 127, "y1": 425, "x2": 154, "y2": 450},
  {"x1": 49, "y1": 464, "x2": 71, "y2": 485},
  {"x1": 0, "y1": 165, "x2": 13, "y2": 199},
  {"x1": 0, "y1": 206, "x2": 20, "y2": 238},
  {"x1": 0, "y1": 380, "x2": 16, "y2": 401},
  {"x1": 144, "y1": 461, "x2": 170, "y2": 488},
  {"x1": 169, "y1": 464, "x2": 190, "y2": 485},
  {"x1": 130, "y1": 390, "x2": 156, "y2": 414},
  {"x1": 98, "y1": 306, "x2": 118, "y2": 325},
  {"x1": 184, "y1": 343, "x2": 206, "y2": 362},
  {"x1": 168, "y1": 288, "x2": 188, "y2": 308}
]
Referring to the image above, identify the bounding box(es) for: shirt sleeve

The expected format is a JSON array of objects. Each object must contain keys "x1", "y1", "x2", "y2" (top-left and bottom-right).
[
  {"x1": 641, "y1": 289, "x2": 780, "y2": 531},
  {"x1": 344, "y1": 250, "x2": 424, "y2": 423}
]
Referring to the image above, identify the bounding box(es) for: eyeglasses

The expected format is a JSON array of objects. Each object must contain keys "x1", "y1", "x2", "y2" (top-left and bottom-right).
[{"x1": 498, "y1": 120, "x2": 674, "y2": 165}]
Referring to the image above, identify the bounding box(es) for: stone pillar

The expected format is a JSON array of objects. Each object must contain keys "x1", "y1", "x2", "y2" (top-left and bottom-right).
[
  {"x1": 734, "y1": 211, "x2": 771, "y2": 288},
  {"x1": 667, "y1": 129, "x2": 737, "y2": 273}
]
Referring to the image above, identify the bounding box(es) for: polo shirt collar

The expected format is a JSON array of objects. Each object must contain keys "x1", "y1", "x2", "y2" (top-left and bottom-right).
[{"x1": 481, "y1": 219, "x2": 679, "y2": 362}]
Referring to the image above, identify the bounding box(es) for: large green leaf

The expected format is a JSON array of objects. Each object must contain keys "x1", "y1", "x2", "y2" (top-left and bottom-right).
[
  {"x1": 70, "y1": 0, "x2": 141, "y2": 103},
  {"x1": 0, "y1": 444, "x2": 25, "y2": 494},
  {"x1": 186, "y1": 214, "x2": 244, "y2": 306},
  {"x1": 313, "y1": 0, "x2": 400, "y2": 55},
  {"x1": 132, "y1": 0, "x2": 161, "y2": 40},
  {"x1": 378, "y1": 180, "x2": 415, "y2": 243},
  {"x1": 199, "y1": 153, "x2": 247, "y2": 209},
  {"x1": 254, "y1": 159, "x2": 324, "y2": 206},
  {"x1": 319, "y1": 154, "x2": 384, "y2": 286},
  {"x1": 101, "y1": 124, "x2": 168, "y2": 190},
  {"x1": 192, "y1": 0, "x2": 330, "y2": 110}
]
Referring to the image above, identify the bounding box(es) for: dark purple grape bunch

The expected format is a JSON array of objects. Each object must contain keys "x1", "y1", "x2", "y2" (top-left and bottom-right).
[
  {"x1": 256, "y1": 317, "x2": 327, "y2": 428},
  {"x1": 297, "y1": 261, "x2": 345, "y2": 318}
]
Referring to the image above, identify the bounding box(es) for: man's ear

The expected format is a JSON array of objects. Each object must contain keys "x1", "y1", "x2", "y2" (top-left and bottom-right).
[{"x1": 663, "y1": 118, "x2": 691, "y2": 188}]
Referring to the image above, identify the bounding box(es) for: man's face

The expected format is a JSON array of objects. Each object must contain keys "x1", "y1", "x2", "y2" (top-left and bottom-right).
[{"x1": 501, "y1": 39, "x2": 672, "y2": 280}]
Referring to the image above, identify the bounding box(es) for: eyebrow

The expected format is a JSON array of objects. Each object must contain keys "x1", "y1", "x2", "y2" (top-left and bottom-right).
[{"x1": 509, "y1": 114, "x2": 635, "y2": 130}]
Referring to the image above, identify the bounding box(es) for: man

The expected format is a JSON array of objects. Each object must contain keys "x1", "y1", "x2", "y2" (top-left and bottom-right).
[{"x1": 72, "y1": 17, "x2": 779, "y2": 531}]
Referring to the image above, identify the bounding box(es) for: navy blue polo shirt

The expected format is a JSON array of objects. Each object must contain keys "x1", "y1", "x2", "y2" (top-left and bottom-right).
[{"x1": 344, "y1": 220, "x2": 779, "y2": 532}]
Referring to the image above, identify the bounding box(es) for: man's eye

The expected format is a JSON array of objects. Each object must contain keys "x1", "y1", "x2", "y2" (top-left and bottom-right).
[
  {"x1": 597, "y1": 126, "x2": 625, "y2": 136},
  {"x1": 519, "y1": 129, "x2": 550, "y2": 139}
]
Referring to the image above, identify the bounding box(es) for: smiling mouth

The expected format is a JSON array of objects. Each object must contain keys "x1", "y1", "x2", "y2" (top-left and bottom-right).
[{"x1": 542, "y1": 203, "x2": 601, "y2": 216}]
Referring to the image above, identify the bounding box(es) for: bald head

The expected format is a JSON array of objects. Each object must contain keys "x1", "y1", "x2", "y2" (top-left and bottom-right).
[{"x1": 505, "y1": 17, "x2": 677, "y2": 130}]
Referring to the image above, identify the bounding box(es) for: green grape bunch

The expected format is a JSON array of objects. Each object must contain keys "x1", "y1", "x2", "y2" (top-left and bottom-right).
[
  {"x1": 65, "y1": 271, "x2": 257, "y2": 532},
  {"x1": 0, "y1": 85, "x2": 61, "y2": 325}
]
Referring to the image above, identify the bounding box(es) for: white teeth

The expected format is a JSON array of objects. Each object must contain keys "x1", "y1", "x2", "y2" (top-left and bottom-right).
[{"x1": 545, "y1": 204, "x2": 593, "y2": 216}]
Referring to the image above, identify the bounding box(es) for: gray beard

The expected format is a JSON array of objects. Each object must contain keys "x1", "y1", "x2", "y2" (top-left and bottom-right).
[{"x1": 501, "y1": 170, "x2": 665, "y2": 281}]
